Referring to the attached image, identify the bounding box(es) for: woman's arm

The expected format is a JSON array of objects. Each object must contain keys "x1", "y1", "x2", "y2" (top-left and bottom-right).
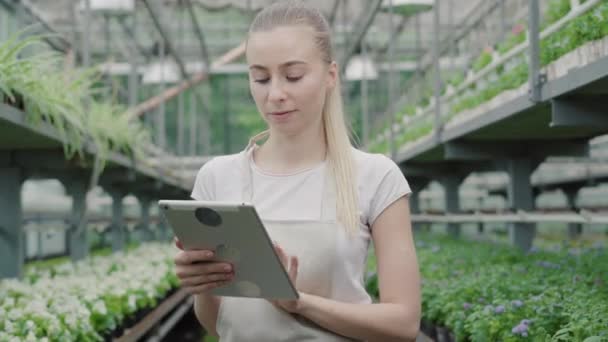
[
  {"x1": 295, "y1": 196, "x2": 421, "y2": 342},
  {"x1": 193, "y1": 294, "x2": 222, "y2": 337}
]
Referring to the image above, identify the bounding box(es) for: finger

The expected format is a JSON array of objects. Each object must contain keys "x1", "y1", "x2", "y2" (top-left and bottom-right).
[
  {"x1": 174, "y1": 237, "x2": 184, "y2": 250},
  {"x1": 174, "y1": 250, "x2": 215, "y2": 265},
  {"x1": 175, "y1": 262, "x2": 233, "y2": 278},
  {"x1": 179, "y1": 273, "x2": 234, "y2": 287},
  {"x1": 185, "y1": 280, "x2": 231, "y2": 295},
  {"x1": 274, "y1": 244, "x2": 287, "y2": 267},
  {"x1": 289, "y1": 256, "x2": 298, "y2": 282}
]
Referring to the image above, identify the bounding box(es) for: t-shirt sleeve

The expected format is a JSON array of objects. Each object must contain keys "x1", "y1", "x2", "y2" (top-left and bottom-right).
[
  {"x1": 368, "y1": 155, "x2": 412, "y2": 226},
  {"x1": 190, "y1": 159, "x2": 216, "y2": 200}
]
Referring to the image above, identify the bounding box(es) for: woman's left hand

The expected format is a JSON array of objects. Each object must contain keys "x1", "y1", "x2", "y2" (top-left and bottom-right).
[{"x1": 269, "y1": 243, "x2": 302, "y2": 313}]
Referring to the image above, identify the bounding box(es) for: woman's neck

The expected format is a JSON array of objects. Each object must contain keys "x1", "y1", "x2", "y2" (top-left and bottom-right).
[{"x1": 254, "y1": 124, "x2": 327, "y2": 174}]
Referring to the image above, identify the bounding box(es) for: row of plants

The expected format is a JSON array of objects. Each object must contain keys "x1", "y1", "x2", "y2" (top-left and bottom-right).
[
  {"x1": 369, "y1": 0, "x2": 608, "y2": 154},
  {"x1": 0, "y1": 243, "x2": 179, "y2": 341},
  {"x1": 365, "y1": 234, "x2": 608, "y2": 341},
  {"x1": 0, "y1": 31, "x2": 151, "y2": 168}
]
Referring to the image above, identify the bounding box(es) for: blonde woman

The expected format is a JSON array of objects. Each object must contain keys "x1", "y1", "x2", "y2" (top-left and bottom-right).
[{"x1": 174, "y1": 1, "x2": 421, "y2": 340}]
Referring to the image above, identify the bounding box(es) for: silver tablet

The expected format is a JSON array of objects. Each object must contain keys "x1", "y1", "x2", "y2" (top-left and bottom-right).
[{"x1": 158, "y1": 199, "x2": 299, "y2": 300}]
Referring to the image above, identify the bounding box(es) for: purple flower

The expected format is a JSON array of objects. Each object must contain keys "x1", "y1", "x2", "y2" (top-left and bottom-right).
[
  {"x1": 463, "y1": 302, "x2": 472, "y2": 310},
  {"x1": 511, "y1": 322, "x2": 529, "y2": 335},
  {"x1": 494, "y1": 305, "x2": 505, "y2": 314},
  {"x1": 521, "y1": 319, "x2": 531, "y2": 325},
  {"x1": 511, "y1": 300, "x2": 524, "y2": 308},
  {"x1": 478, "y1": 297, "x2": 486, "y2": 303}
]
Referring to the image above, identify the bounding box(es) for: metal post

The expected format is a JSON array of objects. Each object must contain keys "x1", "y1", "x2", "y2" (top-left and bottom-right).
[
  {"x1": 108, "y1": 189, "x2": 126, "y2": 252},
  {"x1": 82, "y1": 0, "x2": 91, "y2": 68},
  {"x1": 158, "y1": 32, "x2": 166, "y2": 149},
  {"x1": 506, "y1": 159, "x2": 536, "y2": 251},
  {"x1": 563, "y1": 187, "x2": 583, "y2": 239},
  {"x1": 500, "y1": 0, "x2": 507, "y2": 42},
  {"x1": 441, "y1": 175, "x2": 463, "y2": 238},
  {"x1": 128, "y1": 12, "x2": 139, "y2": 108},
  {"x1": 0, "y1": 167, "x2": 24, "y2": 279},
  {"x1": 138, "y1": 196, "x2": 154, "y2": 242},
  {"x1": 65, "y1": 178, "x2": 89, "y2": 261},
  {"x1": 528, "y1": 0, "x2": 543, "y2": 102},
  {"x1": 388, "y1": 0, "x2": 396, "y2": 159},
  {"x1": 361, "y1": 38, "x2": 370, "y2": 149},
  {"x1": 415, "y1": 14, "x2": 422, "y2": 102},
  {"x1": 189, "y1": 88, "x2": 197, "y2": 155},
  {"x1": 223, "y1": 76, "x2": 231, "y2": 154},
  {"x1": 177, "y1": 6, "x2": 185, "y2": 156},
  {"x1": 433, "y1": 0, "x2": 442, "y2": 141}
]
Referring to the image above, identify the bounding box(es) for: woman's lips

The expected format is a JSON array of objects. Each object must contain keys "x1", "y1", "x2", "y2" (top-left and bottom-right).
[{"x1": 269, "y1": 110, "x2": 296, "y2": 117}]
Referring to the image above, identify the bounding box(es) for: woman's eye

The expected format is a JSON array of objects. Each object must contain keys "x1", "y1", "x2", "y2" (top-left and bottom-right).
[
  {"x1": 286, "y1": 76, "x2": 302, "y2": 82},
  {"x1": 254, "y1": 78, "x2": 270, "y2": 84}
]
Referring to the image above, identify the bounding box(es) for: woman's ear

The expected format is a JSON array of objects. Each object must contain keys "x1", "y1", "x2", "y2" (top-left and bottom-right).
[{"x1": 327, "y1": 61, "x2": 338, "y2": 90}]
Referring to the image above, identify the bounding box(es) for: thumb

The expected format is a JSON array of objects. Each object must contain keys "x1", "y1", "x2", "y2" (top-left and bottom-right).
[{"x1": 174, "y1": 237, "x2": 184, "y2": 250}]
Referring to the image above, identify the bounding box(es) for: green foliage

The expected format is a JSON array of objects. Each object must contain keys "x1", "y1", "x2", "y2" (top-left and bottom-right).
[
  {"x1": 542, "y1": 0, "x2": 572, "y2": 30},
  {"x1": 0, "y1": 31, "x2": 152, "y2": 169},
  {"x1": 366, "y1": 234, "x2": 608, "y2": 341},
  {"x1": 472, "y1": 50, "x2": 493, "y2": 72},
  {"x1": 498, "y1": 24, "x2": 527, "y2": 55}
]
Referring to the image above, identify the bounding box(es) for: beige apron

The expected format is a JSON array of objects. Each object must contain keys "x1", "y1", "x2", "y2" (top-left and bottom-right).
[{"x1": 215, "y1": 145, "x2": 362, "y2": 341}]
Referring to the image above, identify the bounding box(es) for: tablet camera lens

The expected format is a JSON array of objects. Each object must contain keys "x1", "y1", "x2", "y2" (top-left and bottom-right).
[{"x1": 195, "y1": 207, "x2": 222, "y2": 227}]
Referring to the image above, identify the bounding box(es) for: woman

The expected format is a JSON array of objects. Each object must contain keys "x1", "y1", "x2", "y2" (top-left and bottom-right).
[{"x1": 174, "y1": 1, "x2": 421, "y2": 341}]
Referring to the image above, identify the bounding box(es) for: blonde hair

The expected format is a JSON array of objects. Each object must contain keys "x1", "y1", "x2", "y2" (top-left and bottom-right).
[{"x1": 247, "y1": 0, "x2": 359, "y2": 235}]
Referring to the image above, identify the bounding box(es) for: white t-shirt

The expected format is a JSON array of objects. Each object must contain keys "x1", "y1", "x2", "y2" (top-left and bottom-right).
[
  {"x1": 192, "y1": 146, "x2": 411, "y2": 304},
  {"x1": 191, "y1": 147, "x2": 412, "y2": 232}
]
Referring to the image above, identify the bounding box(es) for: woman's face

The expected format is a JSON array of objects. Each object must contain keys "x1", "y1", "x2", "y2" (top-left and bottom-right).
[{"x1": 246, "y1": 25, "x2": 337, "y2": 137}]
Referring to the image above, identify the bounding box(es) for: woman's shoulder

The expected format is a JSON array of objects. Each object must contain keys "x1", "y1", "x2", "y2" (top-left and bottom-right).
[{"x1": 350, "y1": 147, "x2": 402, "y2": 176}]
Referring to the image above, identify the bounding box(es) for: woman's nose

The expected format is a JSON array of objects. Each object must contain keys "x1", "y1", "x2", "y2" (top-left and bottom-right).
[{"x1": 268, "y1": 80, "x2": 287, "y2": 102}]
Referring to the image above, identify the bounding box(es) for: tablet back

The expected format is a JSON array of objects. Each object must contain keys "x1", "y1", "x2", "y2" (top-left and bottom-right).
[{"x1": 159, "y1": 200, "x2": 298, "y2": 300}]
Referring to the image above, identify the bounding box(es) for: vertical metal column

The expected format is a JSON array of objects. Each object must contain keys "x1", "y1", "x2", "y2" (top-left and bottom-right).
[
  {"x1": 432, "y1": 0, "x2": 442, "y2": 141},
  {"x1": 177, "y1": 5, "x2": 185, "y2": 156},
  {"x1": 0, "y1": 167, "x2": 24, "y2": 279},
  {"x1": 563, "y1": 187, "x2": 583, "y2": 239},
  {"x1": 441, "y1": 175, "x2": 463, "y2": 238},
  {"x1": 506, "y1": 159, "x2": 536, "y2": 251},
  {"x1": 138, "y1": 196, "x2": 154, "y2": 242},
  {"x1": 157, "y1": 20, "x2": 167, "y2": 149},
  {"x1": 82, "y1": 0, "x2": 91, "y2": 68},
  {"x1": 108, "y1": 189, "x2": 126, "y2": 252},
  {"x1": 387, "y1": 0, "x2": 396, "y2": 160},
  {"x1": 223, "y1": 76, "x2": 231, "y2": 154},
  {"x1": 190, "y1": 89, "x2": 197, "y2": 155},
  {"x1": 128, "y1": 11, "x2": 139, "y2": 108},
  {"x1": 361, "y1": 37, "x2": 370, "y2": 149},
  {"x1": 65, "y1": 178, "x2": 89, "y2": 261},
  {"x1": 528, "y1": 0, "x2": 542, "y2": 102},
  {"x1": 415, "y1": 14, "x2": 422, "y2": 102}
]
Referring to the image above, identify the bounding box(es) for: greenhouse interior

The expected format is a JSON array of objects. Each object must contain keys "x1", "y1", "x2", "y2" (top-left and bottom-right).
[{"x1": 1, "y1": 0, "x2": 607, "y2": 341}]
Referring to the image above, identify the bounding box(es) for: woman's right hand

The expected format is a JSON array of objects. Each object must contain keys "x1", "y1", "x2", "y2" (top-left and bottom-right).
[{"x1": 174, "y1": 238, "x2": 235, "y2": 295}]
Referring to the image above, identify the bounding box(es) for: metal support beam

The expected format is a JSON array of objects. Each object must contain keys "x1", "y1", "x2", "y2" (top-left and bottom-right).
[
  {"x1": 0, "y1": 167, "x2": 24, "y2": 279},
  {"x1": 63, "y1": 176, "x2": 89, "y2": 261},
  {"x1": 562, "y1": 187, "x2": 583, "y2": 239},
  {"x1": 440, "y1": 174, "x2": 466, "y2": 238},
  {"x1": 137, "y1": 196, "x2": 155, "y2": 242},
  {"x1": 185, "y1": 0, "x2": 210, "y2": 69},
  {"x1": 445, "y1": 140, "x2": 588, "y2": 160},
  {"x1": 551, "y1": 96, "x2": 608, "y2": 128},
  {"x1": 505, "y1": 159, "x2": 536, "y2": 251},
  {"x1": 106, "y1": 187, "x2": 127, "y2": 252},
  {"x1": 408, "y1": 176, "x2": 430, "y2": 233},
  {"x1": 528, "y1": 0, "x2": 543, "y2": 102},
  {"x1": 339, "y1": 0, "x2": 383, "y2": 75},
  {"x1": 432, "y1": 0, "x2": 442, "y2": 142}
]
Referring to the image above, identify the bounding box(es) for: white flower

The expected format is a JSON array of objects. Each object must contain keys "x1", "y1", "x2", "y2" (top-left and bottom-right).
[
  {"x1": 26, "y1": 320, "x2": 35, "y2": 330},
  {"x1": 4, "y1": 320, "x2": 14, "y2": 334},
  {"x1": 25, "y1": 331, "x2": 37, "y2": 342}
]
